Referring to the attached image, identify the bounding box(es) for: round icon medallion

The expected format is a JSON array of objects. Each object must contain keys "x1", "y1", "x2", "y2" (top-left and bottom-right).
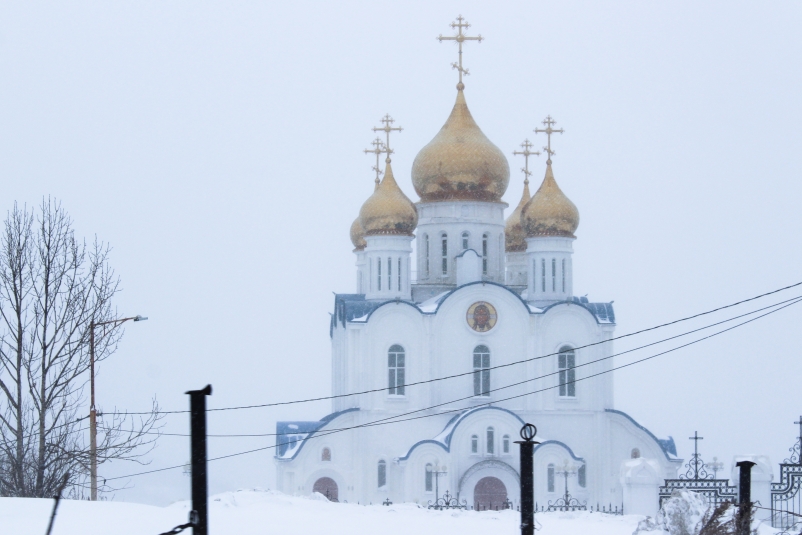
[{"x1": 466, "y1": 301, "x2": 497, "y2": 332}]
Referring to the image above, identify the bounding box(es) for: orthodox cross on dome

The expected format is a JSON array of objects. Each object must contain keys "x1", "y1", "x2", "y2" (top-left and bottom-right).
[
  {"x1": 534, "y1": 115, "x2": 564, "y2": 164},
  {"x1": 437, "y1": 15, "x2": 483, "y2": 90},
  {"x1": 512, "y1": 139, "x2": 541, "y2": 185},
  {"x1": 372, "y1": 114, "x2": 402, "y2": 163},
  {"x1": 363, "y1": 137, "x2": 386, "y2": 188}
]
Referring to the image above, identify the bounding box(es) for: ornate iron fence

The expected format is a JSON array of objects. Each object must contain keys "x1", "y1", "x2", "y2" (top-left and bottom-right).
[
  {"x1": 428, "y1": 490, "x2": 467, "y2": 510},
  {"x1": 771, "y1": 426, "x2": 802, "y2": 531}
]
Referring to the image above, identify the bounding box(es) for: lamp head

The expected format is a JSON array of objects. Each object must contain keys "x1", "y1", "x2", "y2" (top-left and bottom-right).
[{"x1": 133, "y1": 315, "x2": 148, "y2": 322}]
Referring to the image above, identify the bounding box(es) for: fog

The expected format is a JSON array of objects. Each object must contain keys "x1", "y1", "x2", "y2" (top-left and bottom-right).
[{"x1": 1, "y1": 1, "x2": 800, "y2": 505}]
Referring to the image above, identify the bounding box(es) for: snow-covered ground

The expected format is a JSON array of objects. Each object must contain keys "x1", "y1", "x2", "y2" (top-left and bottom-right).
[{"x1": 0, "y1": 489, "x2": 784, "y2": 535}]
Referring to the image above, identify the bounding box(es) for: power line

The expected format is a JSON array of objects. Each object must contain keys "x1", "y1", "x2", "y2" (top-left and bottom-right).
[
  {"x1": 107, "y1": 294, "x2": 802, "y2": 439},
  {"x1": 104, "y1": 281, "x2": 802, "y2": 416},
  {"x1": 102, "y1": 294, "x2": 801, "y2": 482}
]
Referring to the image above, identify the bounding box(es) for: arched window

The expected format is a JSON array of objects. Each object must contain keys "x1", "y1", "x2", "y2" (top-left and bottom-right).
[
  {"x1": 322, "y1": 448, "x2": 331, "y2": 461},
  {"x1": 562, "y1": 258, "x2": 566, "y2": 292},
  {"x1": 369, "y1": 258, "x2": 373, "y2": 291},
  {"x1": 377, "y1": 258, "x2": 382, "y2": 291},
  {"x1": 425, "y1": 463, "x2": 433, "y2": 492},
  {"x1": 473, "y1": 345, "x2": 490, "y2": 396},
  {"x1": 482, "y1": 233, "x2": 488, "y2": 274},
  {"x1": 631, "y1": 448, "x2": 641, "y2": 459},
  {"x1": 398, "y1": 258, "x2": 401, "y2": 292},
  {"x1": 558, "y1": 346, "x2": 576, "y2": 397},
  {"x1": 552, "y1": 258, "x2": 556, "y2": 291},
  {"x1": 547, "y1": 463, "x2": 555, "y2": 492},
  {"x1": 486, "y1": 427, "x2": 495, "y2": 455},
  {"x1": 462, "y1": 232, "x2": 469, "y2": 250},
  {"x1": 471, "y1": 435, "x2": 478, "y2": 453},
  {"x1": 388, "y1": 345, "x2": 405, "y2": 395},
  {"x1": 378, "y1": 460, "x2": 387, "y2": 488},
  {"x1": 498, "y1": 234, "x2": 503, "y2": 272},
  {"x1": 441, "y1": 234, "x2": 448, "y2": 275},
  {"x1": 423, "y1": 234, "x2": 430, "y2": 277},
  {"x1": 503, "y1": 434, "x2": 510, "y2": 454},
  {"x1": 387, "y1": 257, "x2": 392, "y2": 290},
  {"x1": 578, "y1": 464, "x2": 586, "y2": 488},
  {"x1": 541, "y1": 258, "x2": 546, "y2": 292}
]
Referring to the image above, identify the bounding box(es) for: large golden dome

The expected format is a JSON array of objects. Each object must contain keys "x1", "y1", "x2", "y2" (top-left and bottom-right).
[
  {"x1": 411, "y1": 90, "x2": 510, "y2": 202},
  {"x1": 350, "y1": 216, "x2": 366, "y2": 251},
  {"x1": 359, "y1": 160, "x2": 418, "y2": 236},
  {"x1": 504, "y1": 179, "x2": 531, "y2": 252},
  {"x1": 522, "y1": 162, "x2": 579, "y2": 238}
]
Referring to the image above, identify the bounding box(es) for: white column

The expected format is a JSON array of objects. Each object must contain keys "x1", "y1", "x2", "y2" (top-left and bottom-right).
[
  {"x1": 525, "y1": 236, "x2": 574, "y2": 304},
  {"x1": 364, "y1": 235, "x2": 413, "y2": 300}
]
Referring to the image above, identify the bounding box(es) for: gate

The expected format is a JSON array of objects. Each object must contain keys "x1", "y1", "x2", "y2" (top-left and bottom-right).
[
  {"x1": 659, "y1": 432, "x2": 738, "y2": 508},
  {"x1": 771, "y1": 420, "x2": 802, "y2": 531}
]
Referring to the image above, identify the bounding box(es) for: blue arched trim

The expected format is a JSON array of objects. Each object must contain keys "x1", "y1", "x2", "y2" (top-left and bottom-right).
[
  {"x1": 539, "y1": 300, "x2": 607, "y2": 326},
  {"x1": 432, "y1": 281, "x2": 532, "y2": 315},
  {"x1": 278, "y1": 407, "x2": 360, "y2": 461},
  {"x1": 397, "y1": 406, "x2": 525, "y2": 461},
  {"x1": 455, "y1": 248, "x2": 480, "y2": 258},
  {"x1": 605, "y1": 408, "x2": 676, "y2": 461},
  {"x1": 533, "y1": 440, "x2": 585, "y2": 462}
]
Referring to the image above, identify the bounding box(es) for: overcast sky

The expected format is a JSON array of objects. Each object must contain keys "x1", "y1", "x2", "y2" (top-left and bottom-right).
[{"x1": 2, "y1": 2, "x2": 801, "y2": 506}]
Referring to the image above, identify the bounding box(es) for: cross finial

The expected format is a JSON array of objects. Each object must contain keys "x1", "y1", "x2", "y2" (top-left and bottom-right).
[
  {"x1": 512, "y1": 139, "x2": 541, "y2": 185},
  {"x1": 372, "y1": 114, "x2": 402, "y2": 163},
  {"x1": 363, "y1": 137, "x2": 387, "y2": 188},
  {"x1": 534, "y1": 115, "x2": 565, "y2": 164},
  {"x1": 437, "y1": 15, "x2": 483, "y2": 90},
  {"x1": 689, "y1": 431, "x2": 704, "y2": 479},
  {"x1": 795, "y1": 416, "x2": 802, "y2": 453}
]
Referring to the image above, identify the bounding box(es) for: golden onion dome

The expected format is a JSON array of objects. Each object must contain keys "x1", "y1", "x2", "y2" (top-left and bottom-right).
[
  {"x1": 411, "y1": 90, "x2": 510, "y2": 202},
  {"x1": 359, "y1": 159, "x2": 418, "y2": 236},
  {"x1": 504, "y1": 179, "x2": 531, "y2": 252},
  {"x1": 350, "y1": 216, "x2": 366, "y2": 251},
  {"x1": 522, "y1": 162, "x2": 579, "y2": 238}
]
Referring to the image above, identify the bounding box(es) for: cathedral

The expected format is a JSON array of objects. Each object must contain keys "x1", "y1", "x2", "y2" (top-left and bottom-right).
[{"x1": 275, "y1": 17, "x2": 682, "y2": 512}]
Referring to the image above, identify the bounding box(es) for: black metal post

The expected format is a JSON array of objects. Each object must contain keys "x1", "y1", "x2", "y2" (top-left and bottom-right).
[
  {"x1": 516, "y1": 423, "x2": 539, "y2": 535},
  {"x1": 187, "y1": 385, "x2": 212, "y2": 535},
  {"x1": 736, "y1": 460, "x2": 756, "y2": 535}
]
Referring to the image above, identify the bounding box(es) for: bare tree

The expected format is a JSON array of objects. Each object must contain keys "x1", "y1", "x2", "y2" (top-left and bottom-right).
[{"x1": 0, "y1": 199, "x2": 160, "y2": 498}]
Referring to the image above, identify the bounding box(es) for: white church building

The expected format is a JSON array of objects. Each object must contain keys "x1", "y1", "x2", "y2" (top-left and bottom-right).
[{"x1": 275, "y1": 19, "x2": 682, "y2": 513}]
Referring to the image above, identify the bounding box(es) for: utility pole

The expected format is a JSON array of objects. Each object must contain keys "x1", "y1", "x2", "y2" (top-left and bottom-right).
[
  {"x1": 736, "y1": 461, "x2": 756, "y2": 535},
  {"x1": 516, "y1": 423, "x2": 540, "y2": 535},
  {"x1": 187, "y1": 385, "x2": 212, "y2": 535}
]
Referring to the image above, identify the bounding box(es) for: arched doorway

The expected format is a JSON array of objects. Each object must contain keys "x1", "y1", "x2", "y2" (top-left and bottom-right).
[
  {"x1": 474, "y1": 476, "x2": 507, "y2": 511},
  {"x1": 313, "y1": 477, "x2": 338, "y2": 502}
]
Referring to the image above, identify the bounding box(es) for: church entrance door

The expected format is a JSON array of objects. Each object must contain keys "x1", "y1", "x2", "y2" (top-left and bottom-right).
[
  {"x1": 474, "y1": 476, "x2": 507, "y2": 510},
  {"x1": 313, "y1": 477, "x2": 339, "y2": 502}
]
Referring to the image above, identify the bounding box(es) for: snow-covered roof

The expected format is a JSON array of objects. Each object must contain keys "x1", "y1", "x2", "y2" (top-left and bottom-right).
[{"x1": 275, "y1": 408, "x2": 360, "y2": 460}]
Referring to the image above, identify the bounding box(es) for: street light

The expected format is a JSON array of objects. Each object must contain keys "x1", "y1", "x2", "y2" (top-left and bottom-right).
[{"x1": 89, "y1": 314, "x2": 148, "y2": 500}]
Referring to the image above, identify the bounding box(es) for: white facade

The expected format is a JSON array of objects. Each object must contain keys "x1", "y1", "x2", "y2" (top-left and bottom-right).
[{"x1": 275, "y1": 211, "x2": 682, "y2": 509}]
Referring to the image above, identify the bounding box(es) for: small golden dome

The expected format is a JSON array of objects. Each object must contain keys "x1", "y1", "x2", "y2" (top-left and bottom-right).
[
  {"x1": 359, "y1": 160, "x2": 418, "y2": 236},
  {"x1": 411, "y1": 90, "x2": 510, "y2": 202},
  {"x1": 505, "y1": 179, "x2": 531, "y2": 252},
  {"x1": 350, "y1": 216, "x2": 366, "y2": 251},
  {"x1": 522, "y1": 162, "x2": 579, "y2": 238}
]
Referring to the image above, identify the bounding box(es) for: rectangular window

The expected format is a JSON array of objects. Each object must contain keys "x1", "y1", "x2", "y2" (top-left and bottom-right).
[
  {"x1": 541, "y1": 258, "x2": 546, "y2": 292},
  {"x1": 441, "y1": 236, "x2": 448, "y2": 275},
  {"x1": 548, "y1": 465, "x2": 555, "y2": 492},
  {"x1": 562, "y1": 258, "x2": 566, "y2": 292},
  {"x1": 377, "y1": 258, "x2": 382, "y2": 291},
  {"x1": 552, "y1": 258, "x2": 556, "y2": 291},
  {"x1": 503, "y1": 436, "x2": 510, "y2": 453},
  {"x1": 398, "y1": 258, "x2": 402, "y2": 292},
  {"x1": 486, "y1": 428, "x2": 494, "y2": 455},
  {"x1": 473, "y1": 349, "x2": 490, "y2": 396},
  {"x1": 471, "y1": 436, "x2": 478, "y2": 453},
  {"x1": 425, "y1": 236, "x2": 430, "y2": 277},
  {"x1": 558, "y1": 350, "x2": 576, "y2": 397},
  {"x1": 482, "y1": 235, "x2": 488, "y2": 275},
  {"x1": 387, "y1": 257, "x2": 392, "y2": 291},
  {"x1": 425, "y1": 469, "x2": 433, "y2": 492},
  {"x1": 578, "y1": 464, "x2": 586, "y2": 488},
  {"x1": 388, "y1": 348, "x2": 405, "y2": 395},
  {"x1": 378, "y1": 462, "x2": 387, "y2": 488}
]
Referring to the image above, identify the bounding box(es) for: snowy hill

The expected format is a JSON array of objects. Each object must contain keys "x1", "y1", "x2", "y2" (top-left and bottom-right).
[{"x1": 3, "y1": 489, "x2": 646, "y2": 535}]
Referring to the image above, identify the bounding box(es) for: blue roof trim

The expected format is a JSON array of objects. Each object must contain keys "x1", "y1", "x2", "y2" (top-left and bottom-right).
[
  {"x1": 539, "y1": 299, "x2": 616, "y2": 325},
  {"x1": 397, "y1": 406, "x2": 525, "y2": 461},
  {"x1": 275, "y1": 407, "x2": 360, "y2": 460},
  {"x1": 455, "y1": 248, "x2": 480, "y2": 258},
  {"x1": 605, "y1": 408, "x2": 677, "y2": 461},
  {"x1": 533, "y1": 440, "x2": 585, "y2": 462}
]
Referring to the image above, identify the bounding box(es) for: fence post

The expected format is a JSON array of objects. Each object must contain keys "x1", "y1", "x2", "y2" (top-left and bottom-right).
[
  {"x1": 187, "y1": 385, "x2": 212, "y2": 535},
  {"x1": 516, "y1": 423, "x2": 540, "y2": 535},
  {"x1": 736, "y1": 460, "x2": 755, "y2": 535}
]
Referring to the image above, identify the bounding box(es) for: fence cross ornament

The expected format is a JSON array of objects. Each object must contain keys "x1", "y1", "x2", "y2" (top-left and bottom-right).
[
  {"x1": 689, "y1": 431, "x2": 704, "y2": 480},
  {"x1": 513, "y1": 139, "x2": 541, "y2": 185},
  {"x1": 534, "y1": 115, "x2": 564, "y2": 164},
  {"x1": 437, "y1": 15, "x2": 483, "y2": 89}
]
